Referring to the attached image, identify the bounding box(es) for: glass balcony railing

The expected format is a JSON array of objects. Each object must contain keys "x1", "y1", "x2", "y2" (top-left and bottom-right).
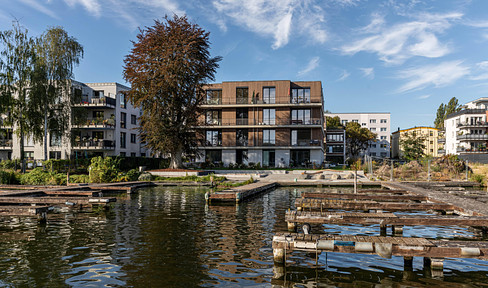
[
  {"x1": 72, "y1": 118, "x2": 116, "y2": 128},
  {"x1": 202, "y1": 118, "x2": 322, "y2": 126},
  {"x1": 72, "y1": 139, "x2": 115, "y2": 150}
]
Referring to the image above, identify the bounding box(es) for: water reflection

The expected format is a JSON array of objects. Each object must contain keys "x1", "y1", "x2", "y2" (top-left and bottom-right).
[{"x1": 0, "y1": 186, "x2": 486, "y2": 287}]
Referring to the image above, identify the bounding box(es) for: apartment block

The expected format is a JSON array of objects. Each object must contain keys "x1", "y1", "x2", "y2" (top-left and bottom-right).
[
  {"x1": 0, "y1": 81, "x2": 150, "y2": 161},
  {"x1": 445, "y1": 97, "x2": 488, "y2": 162},
  {"x1": 325, "y1": 112, "x2": 391, "y2": 158},
  {"x1": 325, "y1": 128, "x2": 346, "y2": 164},
  {"x1": 196, "y1": 80, "x2": 325, "y2": 167},
  {"x1": 391, "y1": 126, "x2": 439, "y2": 159}
]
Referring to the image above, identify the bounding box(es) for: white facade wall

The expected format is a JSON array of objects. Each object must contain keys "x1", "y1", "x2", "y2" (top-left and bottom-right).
[
  {"x1": 310, "y1": 150, "x2": 324, "y2": 165},
  {"x1": 325, "y1": 112, "x2": 391, "y2": 158},
  {"x1": 222, "y1": 150, "x2": 235, "y2": 166},
  {"x1": 1, "y1": 81, "x2": 150, "y2": 161}
]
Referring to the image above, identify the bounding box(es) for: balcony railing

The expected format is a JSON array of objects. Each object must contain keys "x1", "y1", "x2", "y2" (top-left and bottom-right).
[
  {"x1": 72, "y1": 139, "x2": 115, "y2": 150},
  {"x1": 0, "y1": 139, "x2": 13, "y2": 148},
  {"x1": 437, "y1": 149, "x2": 446, "y2": 154},
  {"x1": 458, "y1": 134, "x2": 488, "y2": 141},
  {"x1": 75, "y1": 96, "x2": 116, "y2": 108},
  {"x1": 72, "y1": 118, "x2": 116, "y2": 129},
  {"x1": 457, "y1": 121, "x2": 488, "y2": 128},
  {"x1": 202, "y1": 118, "x2": 323, "y2": 126},
  {"x1": 437, "y1": 138, "x2": 446, "y2": 144},
  {"x1": 203, "y1": 98, "x2": 322, "y2": 105},
  {"x1": 456, "y1": 147, "x2": 488, "y2": 153}
]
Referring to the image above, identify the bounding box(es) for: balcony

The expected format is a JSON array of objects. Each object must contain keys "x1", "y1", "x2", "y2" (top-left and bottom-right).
[
  {"x1": 201, "y1": 97, "x2": 322, "y2": 107},
  {"x1": 72, "y1": 139, "x2": 115, "y2": 150},
  {"x1": 74, "y1": 96, "x2": 116, "y2": 108},
  {"x1": 457, "y1": 121, "x2": 488, "y2": 128},
  {"x1": 72, "y1": 118, "x2": 116, "y2": 129},
  {"x1": 458, "y1": 134, "x2": 488, "y2": 141},
  {"x1": 0, "y1": 139, "x2": 13, "y2": 150},
  {"x1": 438, "y1": 138, "x2": 446, "y2": 144},
  {"x1": 201, "y1": 118, "x2": 323, "y2": 127},
  {"x1": 457, "y1": 147, "x2": 488, "y2": 154},
  {"x1": 437, "y1": 149, "x2": 446, "y2": 155}
]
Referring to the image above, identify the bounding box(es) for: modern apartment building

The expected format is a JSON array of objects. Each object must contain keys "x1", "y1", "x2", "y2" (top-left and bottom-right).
[
  {"x1": 445, "y1": 97, "x2": 488, "y2": 162},
  {"x1": 0, "y1": 81, "x2": 150, "y2": 161},
  {"x1": 391, "y1": 126, "x2": 439, "y2": 159},
  {"x1": 324, "y1": 112, "x2": 391, "y2": 158},
  {"x1": 325, "y1": 128, "x2": 346, "y2": 164},
  {"x1": 196, "y1": 80, "x2": 325, "y2": 167}
]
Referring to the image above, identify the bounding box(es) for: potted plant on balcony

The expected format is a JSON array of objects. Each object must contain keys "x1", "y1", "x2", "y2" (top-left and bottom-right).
[{"x1": 75, "y1": 136, "x2": 81, "y2": 146}]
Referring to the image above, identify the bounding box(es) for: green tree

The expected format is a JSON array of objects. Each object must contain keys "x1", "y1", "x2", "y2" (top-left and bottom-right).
[
  {"x1": 326, "y1": 116, "x2": 343, "y2": 129},
  {"x1": 445, "y1": 97, "x2": 461, "y2": 115},
  {"x1": 345, "y1": 122, "x2": 377, "y2": 160},
  {"x1": 123, "y1": 15, "x2": 221, "y2": 168},
  {"x1": 434, "y1": 103, "x2": 445, "y2": 129},
  {"x1": 0, "y1": 22, "x2": 37, "y2": 172},
  {"x1": 400, "y1": 132, "x2": 426, "y2": 160},
  {"x1": 32, "y1": 27, "x2": 83, "y2": 161}
]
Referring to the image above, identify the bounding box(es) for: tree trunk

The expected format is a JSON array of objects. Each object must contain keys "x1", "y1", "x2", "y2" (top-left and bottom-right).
[
  {"x1": 169, "y1": 146, "x2": 183, "y2": 169},
  {"x1": 44, "y1": 107, "x2": 48, "y2": 161},
  {"x1": 20, "y1": 123, "x2": 25, "y2": 174}
]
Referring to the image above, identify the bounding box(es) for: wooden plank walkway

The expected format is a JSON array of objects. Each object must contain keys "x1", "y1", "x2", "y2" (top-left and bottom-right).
[
  {"x1": 0, "y1": 196, "x2": 115, "y2": 205},
  {"x1": 295, "y1": 198, "x2": 455, "y2": 212},
  {"x1": 285, "y1": 210, "x2": 488, "y2": 227},
  {"x1": 301, "y1": 192, "x2": 427, "y2": 202},
  {"x1": 206, "y1": 182, "x2": 278, "y2": 203},
  {"x1": 272, "y1": 232, "x2": 488, "y2": 261}
]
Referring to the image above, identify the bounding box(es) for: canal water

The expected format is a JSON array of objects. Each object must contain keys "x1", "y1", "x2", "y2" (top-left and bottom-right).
[{"x1": 0, "y1": 186, "x2": 488, "y2": 287}]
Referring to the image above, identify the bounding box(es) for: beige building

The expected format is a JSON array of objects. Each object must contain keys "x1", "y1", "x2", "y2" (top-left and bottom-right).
[
  {"x1": 196, "y1": 80, "x2": 325, "y2": 167},
  {"x1": 391, "y1": 126, "x2": 439, "y2": 158},
  {"x1": 0, "y1": 81, "x2": 150, "y2": 161}
]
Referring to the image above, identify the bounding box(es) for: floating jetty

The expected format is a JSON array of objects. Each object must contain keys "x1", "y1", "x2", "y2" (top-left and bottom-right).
[{"x1": 205, "y1": 182, "x2": 278, "y2": 203}]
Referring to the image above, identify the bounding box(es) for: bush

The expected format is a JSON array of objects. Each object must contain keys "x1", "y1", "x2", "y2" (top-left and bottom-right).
[
  {"x1": 89, "y1": 157, "x2": 121, "y2": 183},
  {"x1": 19, "y1": 168, "x2": 66, "y2": 185},
  {"x1": 0, "y1": 160, "x2": 19, "y2": 170},
  {"x1": 0, "y1": 170, "x2": 20, "y2": 184},
  {"x1": 43, "y1": 159, "x2": 70, "y2": 173},
  {"x1": 138, "y1": 172, "x2": 153, "y2": 181},
  {"x1": 471, "y1": 173, "x2": 486, "y2": 185},
  {"x1": 125, "y1": 169, "x2": 141, "y2": 181},
  {"x1": 69, "y1": 174, "x2": 89, "y2": 183}
]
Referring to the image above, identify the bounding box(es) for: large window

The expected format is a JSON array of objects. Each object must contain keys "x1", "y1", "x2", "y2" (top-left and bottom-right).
[
  {"x1": 120, "y1": 93, "x2": 126, "y2": 109},
  {"x1": 206, "y1": 150, "x2": 222, "y2": 163},
  {"x1": 206, "y1": 89, "x2": 222, "y2": 104},
  {"x1": 131, "y1": 114, "x2": 137, "y2": 125},
  {"x1": 291, "y1": 150, "x2": 310, "y2": 167},
  {"x1": 130, "y1": 133, "x2": 137, "y2": 143},
  {"x1": 291, "y1": 88, "x2": 310, "y2": 103},
  {"x1": 120, "y1": 132, "x2": 126, "y2": 148},
  {"x1": 93, "y1": 111, "x2": 104, "y2": 119},
  {"x1": 262, "y1": 150, "x2": 275, "y2": 167},
  {"x1": 263, "y1": 87, "x2": 275, "y2": 104},
  {"x1": 263, "y1": 129, "x2": 275, "y2": 145},
  {"x1": 236, "y1": 129, "x2": 248, "y2": 146},
  {"x1": 236, "y1": 87, "x2": 248, "y2": 104},
  {"x1": 206, "y1": 130, "x2": 222, "y2": 146},
  {"x1": 206, "y1": 110, "x2": 221, "y2": 125},
  {"x1": 50, "y1": 132, "x2": 61, "y2": 147},
  {"x1": 291, "y1": 129, "x2": 311, "y2": 146},
  {"x1": 120, "y1": 112, "x2": 126, "y2": 128},
  {"x1": 291, "y1": 109, "x2": 311, "y2": 124},
  {"x1": 263, "y1": 109, "x2": 275, "y2": 125},
  {"x1": 236, "y1": 108, "x2": 248, "y2": 125},
  {"x1": 327, "y1": 134, "x2": 344, "y2": 142}
]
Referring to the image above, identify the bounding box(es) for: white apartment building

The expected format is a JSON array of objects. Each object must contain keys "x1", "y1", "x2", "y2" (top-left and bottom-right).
[
  {"x1": 0, "y1": 81, "x2": 150, "y2": 161},
  {"x1": 445, "y1": 97, "x2": 488, "y2": 161},
  {"x1": 325, "y1": 112, "x2": 391, "y2": 158}
]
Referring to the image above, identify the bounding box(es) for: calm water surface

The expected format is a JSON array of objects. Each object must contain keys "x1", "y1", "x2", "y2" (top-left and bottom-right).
[{"x1": 0, "y1": 186, "x2": 488, "y2": 287}]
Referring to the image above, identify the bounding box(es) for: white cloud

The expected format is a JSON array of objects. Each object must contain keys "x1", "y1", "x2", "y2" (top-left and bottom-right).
[
  {"x1": 337, "y1": 70, "x2": 350, "y2": 81},
  {"x1": 396, "y1": 60, "x2": 469, "y2": 93},
  {"x1": 417, "y1": 94, "x2": 430, "y2": 99},
  {"x1": 470, "y1": 61, "x2": 488, "y2": 81},
  {"x1": 19, "y1": 0, "x2": 59, "y2": 19},
  {"x1": 359, "y1": 67, "x2": 374, "y2": 79},
  {"x1": 342, "y1": 12, "x2": 461, "y2": 64},
  {"x1": 63, "y1": 0, "x2": 101, "y2": 16},
  {"x1": 297, "y1": 57, "x2": 320, "y2": 77},
  {"x1": 464, "y1": 20, "x2": 488, "y2": 28},
  {"x1": 211, "y1": 0, "x2": 327, "y2": 49}
]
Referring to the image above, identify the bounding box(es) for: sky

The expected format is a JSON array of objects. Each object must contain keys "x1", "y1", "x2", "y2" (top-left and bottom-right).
[{"x1": 2, "y1": 0, "x2": 488, "y2": 131}]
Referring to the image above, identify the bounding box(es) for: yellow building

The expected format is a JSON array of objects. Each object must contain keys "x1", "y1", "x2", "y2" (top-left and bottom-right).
[{"x1": 391, "y1": 127, "x2": 439, "y2": 158}]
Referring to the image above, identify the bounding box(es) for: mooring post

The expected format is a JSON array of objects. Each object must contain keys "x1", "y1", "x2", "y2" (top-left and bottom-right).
[
  {"x1": 424, "y1": 257, "x2": 444, "y2": 278},
  {"x1": 380, "y1": 224, "x2": 387, "y2": 236},
  {"x1": 404, "y1": 256, "x2": 413, "y2": 271},
  {"x1": 37, "y1": 212, "x2": 47, "y2": 224},
  {"x1": 272, "y1": 235, "x2": 288, "y2": 264},
  {"x1": 390, "y1": 159, "x2": 394, "y2": 181},
  {"x1": 392, "y1": 225, "x2": 403, "y2": 235}
]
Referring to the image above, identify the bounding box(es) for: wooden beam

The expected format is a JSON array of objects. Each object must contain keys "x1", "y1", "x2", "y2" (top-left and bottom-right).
[
  {"x1": 301, "y1": 192, "x2": 428, "y2": 201},
  {"x1": 295, "y1": 198, "x2": 456, "y2": 211}
]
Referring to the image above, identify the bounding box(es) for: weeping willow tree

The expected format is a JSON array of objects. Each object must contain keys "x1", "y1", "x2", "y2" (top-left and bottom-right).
[
  {"x1": 123, "y1": 15, "x2": 221, "y2": 168},
  {"x1": 31, "y1": 27, "x2": 83, "y2": 160},
  {"x1": 0, "y1": 22, "x2": 37, "y2": 172}
]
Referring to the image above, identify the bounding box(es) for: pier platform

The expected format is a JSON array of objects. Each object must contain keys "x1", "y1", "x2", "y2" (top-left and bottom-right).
[{"x1": 206, "y1": 182, "x2": 278, "y2": 203}]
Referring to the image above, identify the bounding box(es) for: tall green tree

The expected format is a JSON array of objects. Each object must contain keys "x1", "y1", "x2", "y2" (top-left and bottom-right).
[
  {"x1": 32, "y1": 27, "x2": 83, "y2": 160},
  {"x1": 326, "y1": 116, "x2": 343, "y2": 129},
  {"x1": 123, "y1": 15, "x2": 221, "y2": 168},
  {"x1": 400, "y1": 132, "x2": 426, "y2": 160},
  {"x1": 0, "y1": 22, "x2": 37, "y2": 172},
  {"x1": 445, "y1": 97, "x2": 461, "y2": 115},
  {"x1": 345, "y1": 122, "x2": 377, "y2": 160},
  {"x1": 434, "y1": 103, "x2": 445, "y2": 129}
]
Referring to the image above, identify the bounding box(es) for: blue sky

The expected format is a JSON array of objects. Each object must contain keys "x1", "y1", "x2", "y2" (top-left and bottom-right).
[{"x1": 2, "y1": 0, "x2": 488, "y2": 131}]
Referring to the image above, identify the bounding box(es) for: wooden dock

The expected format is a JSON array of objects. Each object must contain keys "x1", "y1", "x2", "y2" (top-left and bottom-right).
[
  {"x1": 285, "y1": 210, "x2": 488, "y2": 234},
  {"x1": 300, "y1": 192, "x2": 427, "y2": 202},
  {"x1": 272, "y1": 232, "x2": 488, "y2": 274},
  {"x1": 295, "y1": 198, "x2": 456, "y2": 212},
  {"x1": 206, "y1": 182, "x2": 278, "y2": 203}
]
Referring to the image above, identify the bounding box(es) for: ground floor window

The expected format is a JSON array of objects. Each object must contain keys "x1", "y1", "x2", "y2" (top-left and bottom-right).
[
  {"x1": 49, "y1": 151, "x2": 61, "y2": 159},
  {"x1": 236, "y1": 150, "x2": 248, "y2": 164},
  {"x1": 291, "y1": 150, "x2": 310, "y2": 167},
  {"x1": 206, "y1": 150, "x2": 222, "y2": 163},
  {"x1": 262, "y1": 150, "x2": 275, "y2": 167}
]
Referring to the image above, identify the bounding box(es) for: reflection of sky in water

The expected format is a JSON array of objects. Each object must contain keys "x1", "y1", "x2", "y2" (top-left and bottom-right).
[{"x1": 0, "y1": 186, "x2": 487, "y2": 287}]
